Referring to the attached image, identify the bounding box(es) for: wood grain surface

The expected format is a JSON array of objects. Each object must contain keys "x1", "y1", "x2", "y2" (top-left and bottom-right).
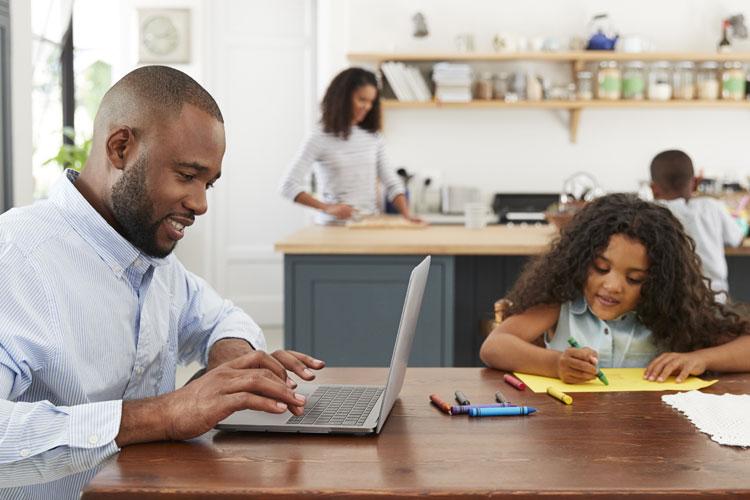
[
  {"x1": 274, "y1": 225, "x2": 750, "y2": 256},
  {"x1": 82, "y1": 368, "x2": 750, "y2": 499}
]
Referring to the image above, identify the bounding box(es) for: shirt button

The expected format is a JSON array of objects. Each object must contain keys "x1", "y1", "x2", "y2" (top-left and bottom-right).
[
  {"x1": 88, "y1": 434, "x2": 99, "y2": 445},
  {"x1": 135, "y1": 366, "x2": 144, "y2": 375},
  {"x1": 19, "y1": 448, "x2": 30, "y2": 457},
  {"x1": 604, "y1": 328, "x2": 610, "y2": 335}
]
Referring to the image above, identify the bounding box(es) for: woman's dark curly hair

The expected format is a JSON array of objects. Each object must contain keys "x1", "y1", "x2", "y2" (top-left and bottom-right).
[
  {"x1": 321, "y1": 67, "x2": 381, "y2": 139},
  {"x1": 505, "y1": 193, "x2": 749, "y2": 352}
]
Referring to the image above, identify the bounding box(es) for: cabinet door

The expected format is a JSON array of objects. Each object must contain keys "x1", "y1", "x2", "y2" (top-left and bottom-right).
[{"x1": 285, "y1": 255, "x2": 454, "y2": 367}]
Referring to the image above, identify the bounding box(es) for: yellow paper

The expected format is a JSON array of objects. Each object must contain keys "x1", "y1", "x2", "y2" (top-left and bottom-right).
[{"x1": 514, "y1": 368, "x2": 717, "y2": 393}]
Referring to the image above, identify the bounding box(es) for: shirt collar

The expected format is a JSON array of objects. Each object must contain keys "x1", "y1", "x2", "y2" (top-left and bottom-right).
[
  {"x1": 571, "y1": 295, "x2": 636, "y2": 322},
  {"x1": 49, "y1": 169, "x2": 167, "y2": 277}
]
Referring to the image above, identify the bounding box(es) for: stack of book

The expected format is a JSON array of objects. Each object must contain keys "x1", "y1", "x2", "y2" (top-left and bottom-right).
[
  {"x1": 381, "y1": 62, "x2": 432, "y2": 102},
  {"x1": 432, "y1": 63, "x2": 473, "y2": 103}
]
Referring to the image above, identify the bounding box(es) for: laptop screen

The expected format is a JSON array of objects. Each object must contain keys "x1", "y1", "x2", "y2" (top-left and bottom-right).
[{"x1": 375, "y1": 255, "x2": 431, "y2": 433}]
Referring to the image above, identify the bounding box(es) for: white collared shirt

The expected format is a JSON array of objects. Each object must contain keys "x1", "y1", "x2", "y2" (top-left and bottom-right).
[{"x1": 658, "y1": 197, "x2": 744, "y2": 295}]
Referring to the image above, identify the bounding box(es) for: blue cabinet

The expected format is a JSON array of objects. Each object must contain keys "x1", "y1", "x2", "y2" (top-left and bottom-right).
[{"x1": 284, "y1": 255, "x2": 454, "y2": 367}]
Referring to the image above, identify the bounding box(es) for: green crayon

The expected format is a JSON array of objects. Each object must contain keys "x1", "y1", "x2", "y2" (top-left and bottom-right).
[{"x1": 567, "y1": 337, "x2": 609, "y2": 385}]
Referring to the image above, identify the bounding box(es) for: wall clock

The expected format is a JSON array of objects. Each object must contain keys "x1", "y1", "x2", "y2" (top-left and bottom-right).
[{"x1": 138, "y1": 9, "x2": 191, "y2": 64}]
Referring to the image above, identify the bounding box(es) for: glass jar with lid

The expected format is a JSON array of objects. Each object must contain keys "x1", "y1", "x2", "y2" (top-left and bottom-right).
[
  {"x1": 576, "y1": 70, "x2": 593, "y2": 100},
  {"x1": 493, "y1": 72, "x2": 509, "y2": 100},
  {"x1": 476, "y1": 72, "x2": 494, "y2": 100},
  {"x1": 622, "y1": 61, "x2": 646, "y2": 100},
  {"x1": 722, "y1": 61, "x2": 746, "y2": 100},
  {"x1": 697, "y1": 62, "x2": 720, "y2": 100},
  {"x1": 672, "y1": 61, "x2": 695, "y2": 100},
  {"x1": 648, "y1": 61, "x2": 672, "y2": 101},
  {"x1": 596, "y1": 61, "x2": 621, "y2": 100}
]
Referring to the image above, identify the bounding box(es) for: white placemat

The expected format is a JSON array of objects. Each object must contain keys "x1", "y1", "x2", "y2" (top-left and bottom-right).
[{"x1": 662, "y1": 390, "x2": 750, "y2": 447}]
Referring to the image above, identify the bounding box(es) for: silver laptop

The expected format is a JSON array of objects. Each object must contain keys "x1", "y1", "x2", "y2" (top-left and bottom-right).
[{"x1": 216, "y1": 256, "x2": 431, "y2": 435}]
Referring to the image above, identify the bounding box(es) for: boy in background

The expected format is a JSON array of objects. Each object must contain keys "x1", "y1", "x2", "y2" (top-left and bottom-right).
[{"x1": 650, "y1": 149, "x2": 745, "y2": 300}]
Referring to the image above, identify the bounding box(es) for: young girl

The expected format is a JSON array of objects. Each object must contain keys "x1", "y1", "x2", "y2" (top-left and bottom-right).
[
  {"x1": 279, "y1": 67, "x2": 417, "y2": 225},
  {"x1": 480, "y1": 193, "x2": 750, "y2": 384}
]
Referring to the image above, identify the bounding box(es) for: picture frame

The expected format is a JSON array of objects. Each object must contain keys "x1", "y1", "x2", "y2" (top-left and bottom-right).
[{"x1": 138, "y1": 8, "x2": 191, "y2": 64}]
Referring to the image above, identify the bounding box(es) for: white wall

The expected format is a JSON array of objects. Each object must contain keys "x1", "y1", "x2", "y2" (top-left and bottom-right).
[
  {"x1": 10, "y1": 0, "x2": 32, "y2": 207},
  {"x1": 320, "y1": 0, "x2": 750, "y2": 195}
]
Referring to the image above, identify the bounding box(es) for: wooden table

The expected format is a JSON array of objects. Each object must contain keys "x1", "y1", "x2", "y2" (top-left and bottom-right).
[{"x1": 82, "y1": 368, "x2": 750, "y2": 499}]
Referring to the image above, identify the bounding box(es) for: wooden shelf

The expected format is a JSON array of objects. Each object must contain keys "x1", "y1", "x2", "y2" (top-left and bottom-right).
[
  {"x1": 382, "y1": 99, "x2": 750, "y2": 109},
  {"x1": 350, "y1": 51, "x2": 750, "y2": 143},
  {"x1": 349, "y1": 51, "x2": 750, "y2": 64}
]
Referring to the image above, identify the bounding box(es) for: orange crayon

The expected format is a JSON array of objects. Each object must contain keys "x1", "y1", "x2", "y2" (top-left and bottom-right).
[{"x1": 429, "y1": 394, "x2": 452, "y2": 415}]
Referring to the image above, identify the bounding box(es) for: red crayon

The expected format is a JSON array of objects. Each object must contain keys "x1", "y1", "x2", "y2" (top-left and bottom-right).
[
  {"x1": 429, "y1": 394, "x2": 452, "y2": 415},
  {"x1": 504, "y1": 373, "x2": 526, "y2": 391}
]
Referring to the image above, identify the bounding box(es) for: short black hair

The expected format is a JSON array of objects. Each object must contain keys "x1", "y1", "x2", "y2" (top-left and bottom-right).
[
  {"x1": 101, "y1": 65, "x2": 223, "y2": 124},
  {"x1": 321, "y1": 67, "x2": 381, "y2": 139},
  {"x1": 650, "y1": 149, "x2": 694, "y2": 193}
]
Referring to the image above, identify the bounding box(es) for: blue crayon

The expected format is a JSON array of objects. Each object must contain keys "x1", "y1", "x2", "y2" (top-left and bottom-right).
[
  {"x1": 469, "y1": 406, "x2": 536, "y2": 417},
  {"x1": 450, "y1": 403, "x2": 517, "y2": 414}
]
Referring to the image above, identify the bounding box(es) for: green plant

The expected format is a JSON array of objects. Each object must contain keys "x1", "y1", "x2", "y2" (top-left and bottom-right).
[{"x1": 43, "y1": 127, "x2": 92, "y2": 172}]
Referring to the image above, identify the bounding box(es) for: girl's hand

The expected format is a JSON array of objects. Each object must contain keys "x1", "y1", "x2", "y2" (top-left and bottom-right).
[
  {"x1": 557, "y1": 347, "x2": 600, "y2": 384},
  {"x1": 644, "y1": 352, "x2": 707, "y2": 383},
  {"x1": 324, "y1": 203, "x2": 355, "y2": 220}
]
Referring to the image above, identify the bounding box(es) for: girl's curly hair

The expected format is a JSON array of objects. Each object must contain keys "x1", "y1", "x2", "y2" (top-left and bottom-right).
[{"x1": 505, "y1": 193, "x2": 749, "y2": 352}]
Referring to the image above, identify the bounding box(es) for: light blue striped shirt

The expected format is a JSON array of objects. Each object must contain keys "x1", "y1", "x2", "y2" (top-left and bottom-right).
[{"x1": 0, "y1": 170, "x2": 265, "y2": 499}]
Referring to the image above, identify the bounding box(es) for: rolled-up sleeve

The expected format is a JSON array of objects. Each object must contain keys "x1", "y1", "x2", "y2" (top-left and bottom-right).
[{"x1": 175, "y1": 262, "x2": 266, "y2": 366}]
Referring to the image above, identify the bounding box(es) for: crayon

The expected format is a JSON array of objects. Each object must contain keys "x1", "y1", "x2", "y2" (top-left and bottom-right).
[
  {"x1": 494, "y1": 391, "x2": 509, "y2": 404},
  {"x1": 469, "y1": 406, "x2": 536, "y2": 417},
  {"x1": 454, "y1": 390, "x2": 471, "y2": 406},
  {"x1": 451, "y1": 403, "x2": 517, "y2": 414},
  {"x1": 504, "y1": 373, "x2": 526, "y2": 391},
  {"x1": 429, "y1": 393, "x2": 452, "y2": 415},
  {"x1": 546, "y1": 386, "x2": 573, "y2": 405},
  {"x1": 567, "y1": 337, "x2": 609, "y2": 385}
]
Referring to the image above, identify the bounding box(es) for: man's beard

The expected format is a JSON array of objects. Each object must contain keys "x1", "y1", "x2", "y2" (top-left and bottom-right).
[{"x1": 111, "y1": 154, "x2": 175, "y2": 258}]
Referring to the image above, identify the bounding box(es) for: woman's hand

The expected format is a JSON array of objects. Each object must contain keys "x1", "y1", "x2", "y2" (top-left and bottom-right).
[
  {"x1": 557, "y1": 347, "x2": 599, "y2": 384},
  {"x1": 644, "y1": 352, "x2": 707, "y2": 383},
  {"x1": 324, "y1": 203, "x2": 355, "y2": 220}
]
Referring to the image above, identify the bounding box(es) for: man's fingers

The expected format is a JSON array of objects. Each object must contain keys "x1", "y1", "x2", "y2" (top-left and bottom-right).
[
  {"x1": 286, "y1": 350, "x2": 326, "y2": 369},
  {"x1": 222, "y1": 370, "x2": 306, "y2": 408},
  {"x1": 226, "y1": 351, "x2": 288, "y2": 382},
  {"x1": 223, "y1": 392, "x2": 291, "y2": 415},
  {"x1": 273, "y1": 350, "x2": 325, "y2": 380}
]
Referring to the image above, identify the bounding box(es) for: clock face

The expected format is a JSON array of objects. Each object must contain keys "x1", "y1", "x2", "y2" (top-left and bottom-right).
[{"x1": 142, "y1": 15, "x2": 179, "y2": 56}]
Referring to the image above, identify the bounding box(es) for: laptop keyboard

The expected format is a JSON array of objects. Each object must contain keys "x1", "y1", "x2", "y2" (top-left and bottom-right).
[{"x1": 286, "y1": 385, "x2": 384, "y2": 427}]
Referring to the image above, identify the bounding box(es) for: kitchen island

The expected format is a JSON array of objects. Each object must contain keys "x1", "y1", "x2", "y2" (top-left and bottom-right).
[{"x1": 276, "y1": 225, "x2": 750, "y2": 367}]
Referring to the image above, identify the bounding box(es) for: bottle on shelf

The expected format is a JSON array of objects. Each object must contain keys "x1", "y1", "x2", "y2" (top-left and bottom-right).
[
  {"x1": 673, "y1": 61, "x2": 696, "y2": 100},
  {"x1": 648, "y1": 61, "x2": 672, "y2": 101},
  {"x1": 596, "y1": 61, "x2": 621, "y2": 100},
  {"x1": 575, "y1": 70, "x2": 593, "y2": 100},
  {"x1": 697, "y1": 62, "x2": 720, "y2": 100},
  {"x1": 622, "y1": 61, "x2": 646, "y2": 100},
  {"x1": 721, "y1": 61, "x2": 746, "y2": 100}
]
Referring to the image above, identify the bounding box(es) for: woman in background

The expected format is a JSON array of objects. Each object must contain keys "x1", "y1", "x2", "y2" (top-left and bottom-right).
[{"x1": 279, "y1": 67, "x2": 417, "y2": 225}]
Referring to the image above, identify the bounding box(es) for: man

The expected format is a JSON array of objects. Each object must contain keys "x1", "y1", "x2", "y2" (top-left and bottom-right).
[
  {"x1": 650, "y1": 149, "x2": 745, "y2": 300},
  {"x1": 0, "y1": 66, "x2": 324, "y2": 498}
]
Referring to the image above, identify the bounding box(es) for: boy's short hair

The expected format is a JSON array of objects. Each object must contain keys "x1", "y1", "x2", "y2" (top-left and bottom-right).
[{"x1": 650, "y1": 150, "x2": 694, "y2": 193}]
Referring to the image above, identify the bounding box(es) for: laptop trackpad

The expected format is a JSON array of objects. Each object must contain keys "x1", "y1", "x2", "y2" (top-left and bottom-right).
[{"x1": 218, "y1": 383, "x2": 320, "y2": 426}]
